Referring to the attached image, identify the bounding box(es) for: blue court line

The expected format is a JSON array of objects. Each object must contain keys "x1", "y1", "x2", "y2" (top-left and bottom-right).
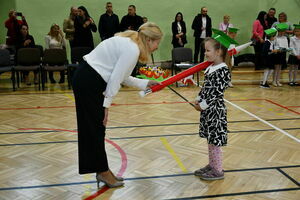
[
  {"x1": 1, "y1": 127, "x2": 300, "y2": 147},
  {"x1": 0, "y1": 165, "x2": 298, "y2": 191}
]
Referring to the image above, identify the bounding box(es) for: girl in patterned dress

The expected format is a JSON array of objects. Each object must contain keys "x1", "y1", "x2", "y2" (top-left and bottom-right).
[{"x1": 193, "y1": 36, "x2": 231, "y2": 180}]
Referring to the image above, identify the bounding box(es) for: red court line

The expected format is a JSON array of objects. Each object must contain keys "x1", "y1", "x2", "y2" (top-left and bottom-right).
[
  {"x1": 2, "y1": 99, "x2": 299, "y2": 116},
  {"x1": 264, "y1": 99, "x2": 300, "y2": 115},
  {"x1": 286, "y1": 106, "x2": 300, "y2": 108},
  {"x1": 18, "y1": 128, "x2": 127, "y2": 200}
]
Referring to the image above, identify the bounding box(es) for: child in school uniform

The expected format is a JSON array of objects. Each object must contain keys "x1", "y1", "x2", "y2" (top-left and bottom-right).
[
  {"x1": 260, "y1": 28, "x2": 278, "y2": 88},
  {"x1": 273, "y1": 23, "x2": 289, "y2": 87},
  {"x1": 193, "y1": 29, "x2": 236, "y2": 180},
  {"x1": 288, "y1": 24, "x2": 300, "y2": 86},
  {"x1": 226, "y1": 27, "x2": 239, "y2": 87}
]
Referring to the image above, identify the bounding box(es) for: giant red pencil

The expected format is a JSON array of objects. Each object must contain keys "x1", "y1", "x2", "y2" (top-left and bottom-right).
[
  {"x1": 139, "y1": 42, "x2": 252, "y2": 97},
  {"x1": 139, "y1": 61, "x2": 212, "y2": 97}
]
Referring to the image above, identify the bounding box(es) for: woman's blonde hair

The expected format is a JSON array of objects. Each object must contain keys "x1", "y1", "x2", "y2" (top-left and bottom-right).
[
  {"x1": 116, "y1": 22, "x2": 163, "y2": 63},
  {"x1": 48, "y1": 24, "x2": 62, "y2": 42}
]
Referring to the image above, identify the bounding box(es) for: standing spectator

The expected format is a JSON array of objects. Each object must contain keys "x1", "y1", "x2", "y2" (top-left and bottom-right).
[
  {"x1": 142, "y1": 17, "x2": 148, "y2": 24},
  {"x1": 266, "y1": 8, "x2": 277, "y2": 29},
  {"x1": 192, "y1": 7, "x2": 212, "y2": 63},
  {"x1": 63, "y1": 6, "x2": 78, "y2": 49},
  {"x1": 171, "y1": 12, "x2": 187, "y2": 48},
  {"x1": 120, "y1": 5, "x2": 143, "y2": 31},
  {"x1": 273, "y1": 23, "x2": 289, "y2": 87},
  {"x1": 74, "y1": 6, "x2": 97, "y2": 49},
  {"x1": 288, "y1": 24, "x2": 300, "y2": 86},
  {"x1": 219, "y1": 15, "x2": 233, "y2": 34},
  {"x1": 5, "y1": 10, "x2": 27, "y2": 47},
  {"x1": 45, "y1": 24, "x2": 66, "y2": 83},
  {"x1": 98, "y1": 2, "x2": 119, "y2": 41},
  {"x1": 251, "y1": 11, "x2": 268, "y2": 70},
  {"x1": 16, "y1": 24, "x2": 37, "y2": 85},
  {"x1": 260, "y1": 28, "x2": 277, "y2": 88},
  {"x1": 271, "y1": 12, "x2": 294, "y2": 36}
]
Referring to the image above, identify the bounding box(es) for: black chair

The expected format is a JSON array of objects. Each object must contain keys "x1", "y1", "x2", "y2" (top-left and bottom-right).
[
  {"x1": 171, "y1": 47, "x2": 195, "y2": 86},
  {"x1": 14, "y1": 48, "x2": 41, "y2": 90},
  {"x1": 67, "y1": 47, "x2": 92, "y2": 89},
  {"x1": 42, "y1": 48, "x2": 68, "y2": 90},
  {"x1": 0, "y1": 49, "x2": 15, "y2": 91}
]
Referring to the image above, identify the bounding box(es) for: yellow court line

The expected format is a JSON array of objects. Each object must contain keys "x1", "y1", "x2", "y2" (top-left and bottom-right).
[
  {"x1": 160, "y1": 137, "x2": 188, "y2": 172},
  {"x1": 55, "y1": 89, "x2": 75, "y2": 101}
]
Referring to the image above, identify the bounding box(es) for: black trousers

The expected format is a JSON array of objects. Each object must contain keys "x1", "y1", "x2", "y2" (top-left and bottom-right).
[
  {"x1": 253, "y1": 42, "x2": 264, "y2": 70},
  {"x1": 72, "y1": 61, "x2": 108, "y2": 174},
  {"x1": 194, "y1": 37, "x2": 205, "y2": 63}
]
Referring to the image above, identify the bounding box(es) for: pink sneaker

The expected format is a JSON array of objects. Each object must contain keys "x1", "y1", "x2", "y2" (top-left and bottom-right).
[
  {"x1": 194, "y1": 164, "x2": 212, "y2": 176},
  {"x1": 199, "y1": 168, "x2": 224, "y2": 180}
]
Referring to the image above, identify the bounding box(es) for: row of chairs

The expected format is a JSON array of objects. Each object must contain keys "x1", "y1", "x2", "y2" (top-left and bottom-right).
[{"x1": 0, "y1": 46, "x2": 92, "y2": 91}]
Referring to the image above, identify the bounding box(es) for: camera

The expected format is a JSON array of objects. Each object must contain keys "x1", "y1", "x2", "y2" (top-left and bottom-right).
[{"x1": 16, "y1": 12, "x2": 23, "y2": 16}]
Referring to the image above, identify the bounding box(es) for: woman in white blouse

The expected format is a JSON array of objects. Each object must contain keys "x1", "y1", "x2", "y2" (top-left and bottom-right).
[
  {"x1": 45, "y1": 24, "x2": 66, "y2": 83},
  {"x1": 72, "y1": 22, "x2": 163, "y2": 188}
]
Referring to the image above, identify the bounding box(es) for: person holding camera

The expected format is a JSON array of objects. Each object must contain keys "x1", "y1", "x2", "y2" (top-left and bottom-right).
[
  {"x1": 5, "y1": 10, "x2": 27, "y2": 47},
  {"x1": 73, "y1": 6, "x2": 97, "y2": 49}
]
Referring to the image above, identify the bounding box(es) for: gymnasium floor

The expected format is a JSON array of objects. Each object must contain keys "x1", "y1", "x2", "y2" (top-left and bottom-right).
[{"x1": 0, "y1": 69, "x2": 299, "y2": 200}]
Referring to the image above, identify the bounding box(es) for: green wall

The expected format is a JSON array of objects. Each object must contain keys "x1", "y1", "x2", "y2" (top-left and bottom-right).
[
  {"x1": 1, "y1": 0, "x2": 300, "y2": 61},
  {"x1": 0, "y1": 0, "x2": 16, "y2": 44}
]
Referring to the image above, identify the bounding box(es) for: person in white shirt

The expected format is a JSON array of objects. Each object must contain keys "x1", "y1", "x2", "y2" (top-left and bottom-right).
[
  {"x1": 273, "y1": 23, "x2": 289, "y2": 87},
  {"x1": 288, "y1": 24, "x2": 300, "y2": 86},
  {"x1": 219, "y1": 15, "x2": 233, "y2": 34},
  {"x1": 72, "y1": 22, "x2": 163, "y2": 188},
  {"x1": 45, "y1": 24, "x2": 66, "y2": 83}
]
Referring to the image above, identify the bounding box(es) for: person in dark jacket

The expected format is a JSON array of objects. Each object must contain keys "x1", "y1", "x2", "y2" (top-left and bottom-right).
[
  {"x1": 192, "y1": 7, "x2": 212, "y2": 63},
  {"x1": 16, "y1": 24, "x2": 37, "y2": 85},
  {"x1": 120, "y1": 5, "x2": 143, "y2": 31},
  {"x1": 98, "y1": 2, "x2": 119, "y2": 41},
  {"x1": 172, "y1": 12, "x2": 187, "y2": 48},
  {"x1": 74, "y1": 6, "x2": 97, "y2": 49}
]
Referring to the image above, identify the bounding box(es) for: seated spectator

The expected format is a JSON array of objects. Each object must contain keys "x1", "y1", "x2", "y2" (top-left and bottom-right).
[
  {"x1": 16, "y1": 24, "x2": 37, "y2": 85},
  {"x1": 219, "y1": 15, "x2": 233, "y2": 33},
  {"x1": 45, "y1": 24, "x2": 66, "y2": 83}
]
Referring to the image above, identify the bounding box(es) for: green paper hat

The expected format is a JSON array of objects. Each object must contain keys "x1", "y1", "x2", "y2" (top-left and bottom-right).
[
  {"x1": 275, "y1": 23, "x2": 288, "y2": 31},
  {"x1": 211, "y1": 28, "x2": 238, "y2": 48},
  {"x1": 228, "y1": 27, "x2": 239, "y2": 33},
  {"x1": 293, "y1": 24, "x2": 300, "y2": 29},
  {"x1": 264, "y1": 28, "x2": 277, "y2": 36}
]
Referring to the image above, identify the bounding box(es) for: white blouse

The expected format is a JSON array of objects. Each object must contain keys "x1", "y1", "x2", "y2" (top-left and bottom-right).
[
  {"x1": 83, "y1": 36, "x2": 149, "y2": 108},
  {"x1": 45, "y1": 35, "x2": 66, "y2": 49},
  {"x1": 290, "y1": 36, "x2": 300, "y2": 56}
]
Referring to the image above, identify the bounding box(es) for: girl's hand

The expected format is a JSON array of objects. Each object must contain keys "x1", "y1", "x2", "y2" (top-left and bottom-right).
[
  {"x1": 103, "y1": 108, "x2": 108, "y2": 126},
  {"x1": 194, "y1": 101, "x2": 202, "y2": 111},
  {"x1": 297, "y1": 55, "x2": 300, "y2": 60},
  {"x1": 147, "y1": 80, "x2": 162, "y2": 87}
]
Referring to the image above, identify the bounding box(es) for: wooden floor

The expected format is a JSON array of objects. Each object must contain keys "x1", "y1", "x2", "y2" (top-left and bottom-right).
[{"x1": 0, "y1": 70, "x2": 299, "y2": 200}]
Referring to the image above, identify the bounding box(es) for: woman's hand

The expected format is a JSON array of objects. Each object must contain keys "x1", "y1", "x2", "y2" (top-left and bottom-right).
[
  {"x1": 103, "y1": 108, "x2": 108, "y2": 126},
  {"x1": 147, "y1": 80, "x2": 162, "y2": 87},
  {"x1": 194, "y1": 100, "x2": 202, "y2": 112}
]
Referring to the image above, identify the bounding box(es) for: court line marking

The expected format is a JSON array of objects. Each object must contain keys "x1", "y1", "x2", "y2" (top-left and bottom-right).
[
  {"x1": 1, "y1": 127, "x2": 300, "y2": 147},
  {"x1": 0, "y1": 165, "x2": 299, "y2": 191},
  {"x1": 160, "y1": 137, "x2": 188, "y2": 172},
  {"x1": 224, "y1": 99, "x2": 300, "y2": 143}
]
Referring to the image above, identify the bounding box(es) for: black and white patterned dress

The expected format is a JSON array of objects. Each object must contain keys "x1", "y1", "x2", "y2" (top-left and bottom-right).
[{"x1": 197, "y1": 63, "x2": 231, "y2": 146}]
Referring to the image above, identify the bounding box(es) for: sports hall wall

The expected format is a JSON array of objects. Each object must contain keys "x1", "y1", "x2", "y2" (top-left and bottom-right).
[{"x1": 1, "y1": 0, "x2": 300, "y2": 61}]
